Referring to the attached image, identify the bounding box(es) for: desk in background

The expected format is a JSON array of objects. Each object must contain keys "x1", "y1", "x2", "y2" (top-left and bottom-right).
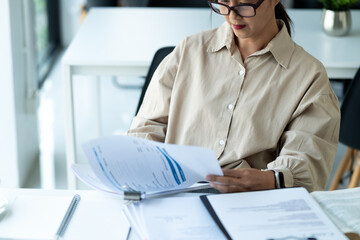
[{"x1": 62, "y1": 8, "x2": 360, "y2": 188}]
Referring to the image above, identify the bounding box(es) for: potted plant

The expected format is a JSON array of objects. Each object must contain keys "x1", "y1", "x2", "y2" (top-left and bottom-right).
[{"x1": 319, "y1": 0, "x2": 360, "y2": 36}]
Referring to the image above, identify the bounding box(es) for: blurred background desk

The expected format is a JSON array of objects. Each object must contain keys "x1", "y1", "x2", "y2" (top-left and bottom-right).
[
  {"x1": 62, "y1": 8, "x2": 360, "y2": 189},
  {"x1": 290, "y1": 9, "x2": 360, "y2": 79}
]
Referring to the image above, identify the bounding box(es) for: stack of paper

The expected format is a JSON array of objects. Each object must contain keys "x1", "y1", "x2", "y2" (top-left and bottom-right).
[
  {"x1": 311, "y1": 187, "x2": 360, "y2": 240},
  {"x1": 123, "y1": 195, "x2": 225, "y2": 240},
  {"x1": 123, "y1": 188, "x2": 349, "y2": 240}
]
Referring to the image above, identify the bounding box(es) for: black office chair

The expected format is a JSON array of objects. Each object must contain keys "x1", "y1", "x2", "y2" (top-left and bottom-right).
[
  {"x1": 292, "y1": 0, "x2": 322, "y2": 8},
  {"x1": 135, "y1": 46, "x2": 175, "y2": 115},
  {"x1": 147, "y1": 0, "x2": 208, "y2": 8},
  {"x1": 329, "y1": 66, "x2": 360, "y2": 190},
  {"x1": 85, "y1": 0, "x2": 118, "y2": 10}
]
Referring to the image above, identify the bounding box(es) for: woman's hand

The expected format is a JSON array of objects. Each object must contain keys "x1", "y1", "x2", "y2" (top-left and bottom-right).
[{"x1": 205, "y1": 168, "x2": 276, "y2": 193}]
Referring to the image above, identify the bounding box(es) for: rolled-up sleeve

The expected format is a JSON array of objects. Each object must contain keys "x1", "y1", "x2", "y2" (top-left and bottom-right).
[
  {"x1": 267, "y1": 79, "x2": 340, "y2": 191},
  {"x1": 126, "y1": 42, "x2": 182, "y2": 142}
]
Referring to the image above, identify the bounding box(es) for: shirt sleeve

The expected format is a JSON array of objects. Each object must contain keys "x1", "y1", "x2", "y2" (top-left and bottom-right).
[
  {"x1": 267, "y1": 69, "x2": 341, "y2": 192},
  {"x1": 126, "y1": 41, "x2": 183, "y2": 142}
]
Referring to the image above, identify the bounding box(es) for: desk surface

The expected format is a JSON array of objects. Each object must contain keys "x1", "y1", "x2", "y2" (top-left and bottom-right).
[
  {"x1": 0, "y1": 188, "x2": 130, "y2": 240},
  {"x1": 63, "y1": 7, "x2": 360, "y2": 78}
]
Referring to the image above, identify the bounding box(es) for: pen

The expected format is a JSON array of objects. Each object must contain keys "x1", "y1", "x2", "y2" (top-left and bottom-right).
[
  {"x1": 126, "y1": 227, "x2": 132, "y2": 240},
  {"x1": 55, "y1": 194, "x2": 81, "y2": 240}
]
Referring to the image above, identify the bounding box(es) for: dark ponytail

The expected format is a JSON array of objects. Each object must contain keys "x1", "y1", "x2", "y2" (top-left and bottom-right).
[{"x1": 275, "y1": 3, "x2": 293, "y2": 37}]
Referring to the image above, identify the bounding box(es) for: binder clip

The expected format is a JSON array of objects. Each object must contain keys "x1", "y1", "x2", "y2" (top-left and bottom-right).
[{"x1": 124, "y1": 191, "x2": 142, "y2": 201}]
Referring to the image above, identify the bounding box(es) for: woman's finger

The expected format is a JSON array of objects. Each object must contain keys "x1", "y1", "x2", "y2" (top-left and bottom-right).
[
  {"x1": 210, "y1": 182, "x2": 247, "y2": 193},
  {"x1": 222, "y1": 168, "x2": 245, "y2": 178},
  {"x1": 206, "y1": 175, "x2": 242, "y2": 186}
]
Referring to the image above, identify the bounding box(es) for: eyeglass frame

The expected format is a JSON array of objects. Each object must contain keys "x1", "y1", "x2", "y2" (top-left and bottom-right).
[{"x1": 208, "y1": 0, "x2": 265, "y2": 18}]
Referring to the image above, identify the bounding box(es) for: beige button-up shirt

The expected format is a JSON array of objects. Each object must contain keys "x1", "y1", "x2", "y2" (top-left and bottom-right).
[{"x1": 127, "y1": 21, "x2": 340, "y2": 192}]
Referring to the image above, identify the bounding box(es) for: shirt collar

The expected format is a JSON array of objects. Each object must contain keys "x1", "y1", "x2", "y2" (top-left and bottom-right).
[
  {"x1": 259, "y1": 20, "x2": 295, "y2": 69},
  {"x1": 207, "y1": 20, "x2": 295, "y2": 69},
  {"x1": 206, "y1": 22, "x2": 233, "y2": 53}
]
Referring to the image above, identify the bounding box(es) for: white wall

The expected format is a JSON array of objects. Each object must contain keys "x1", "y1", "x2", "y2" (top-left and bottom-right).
[
  {"x1": 0, "y1": 0, "x2": 19, "y2": 187},
  {"x1": 0, "y1": 0, "x2": 39, "y2": 187}
]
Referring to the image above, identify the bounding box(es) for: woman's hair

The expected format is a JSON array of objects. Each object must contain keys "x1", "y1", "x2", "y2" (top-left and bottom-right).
[{"x1": 275, "y1": 3, "x2": 293, "y2": 37}]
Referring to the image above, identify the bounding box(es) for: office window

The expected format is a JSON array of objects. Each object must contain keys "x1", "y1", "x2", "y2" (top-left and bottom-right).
[{"x1": 33, "y1": 0, "x2": 60, "y2": 88}]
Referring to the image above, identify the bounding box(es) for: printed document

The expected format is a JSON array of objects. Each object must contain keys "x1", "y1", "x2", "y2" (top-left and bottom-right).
[
  {"x1": 205, "y1": 188, "x2": 348, "y2": 240},
  {"x1": 123, "y1": 196, "x2": 226, "y2": 240},
  {"x1": 72, "y1": 135, "x2": 222, "y2": 198},
  {"x1": 123, "y1": 188, "x2": 348, "y2": 240},
  {"x1": 311, "y1": 187, "x2": 360, "y2": 238}
]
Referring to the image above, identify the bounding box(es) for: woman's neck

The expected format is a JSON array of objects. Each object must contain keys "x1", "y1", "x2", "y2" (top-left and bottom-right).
[{"x1": 236, "y1": 21, "x2": 279, "y2": 61}]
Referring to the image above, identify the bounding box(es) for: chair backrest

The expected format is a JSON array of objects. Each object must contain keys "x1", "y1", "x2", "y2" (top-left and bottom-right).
[
  {"x1": 147, "y1": 0, "x2": 209, "y2": 8},
  {"x1": 292, "y1": 0, "x2": 322, "y2": 8},
  {"x1": 339, "y1": 67, "x2": 360, "y2": 150},
  {"x1": 86, "y1": 0, "x2": 118, "y2": 8},
  {"x1": 136, "y1": 46, "x2": 175, "y2": 115}
]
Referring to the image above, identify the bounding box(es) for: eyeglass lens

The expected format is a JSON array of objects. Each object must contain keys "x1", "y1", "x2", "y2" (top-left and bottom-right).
[{"x1": 209, "y1": 2, "x2": 255, "y2": 17}]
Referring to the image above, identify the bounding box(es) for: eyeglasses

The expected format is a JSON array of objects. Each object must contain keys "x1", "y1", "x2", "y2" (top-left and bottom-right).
[{"x1": 208, "y1": 0, "x2": 265, "y2": 18}]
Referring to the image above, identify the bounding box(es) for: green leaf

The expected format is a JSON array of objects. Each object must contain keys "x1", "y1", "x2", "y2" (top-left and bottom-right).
[{"x1": 318, "y1": 0, "x2": 360, "y2": 10}]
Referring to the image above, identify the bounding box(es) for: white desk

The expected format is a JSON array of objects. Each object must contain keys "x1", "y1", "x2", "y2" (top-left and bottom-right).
[
  {"x1": 0, "y1": 188, "x2": 130, "y2": 240},
  {"x1": 62, "y1": 8, "x2": 360, "y2": 189}
]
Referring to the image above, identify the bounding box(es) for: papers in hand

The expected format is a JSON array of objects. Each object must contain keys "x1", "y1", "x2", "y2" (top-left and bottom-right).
[{"x1": 71, "y1": 135, "x2": 223, "y2": 200}]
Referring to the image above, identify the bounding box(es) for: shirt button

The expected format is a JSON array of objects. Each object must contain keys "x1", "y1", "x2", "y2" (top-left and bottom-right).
[
  {"x1": 239, "y1": 70, "x2": 245, "y2": 76},
  {"x1": 219, "y1": 140, "x2": 225, "y2": 146},
  {"x1": 227, "y1": 104, "x2": 234, "y2": 110}
]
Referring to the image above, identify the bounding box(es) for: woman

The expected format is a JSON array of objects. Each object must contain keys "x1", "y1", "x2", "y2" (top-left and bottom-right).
[{"x1": 126, "y1": 0, "x2": 340, "y2": 193}]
